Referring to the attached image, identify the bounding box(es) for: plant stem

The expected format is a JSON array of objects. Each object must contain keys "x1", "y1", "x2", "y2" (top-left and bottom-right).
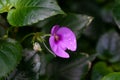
[
  {"x1": 42, "y1": 41, "x2": 56, "y2": 57},
  {"x1": 42, "y1": 34, "x2": 51, "y2": 39},
  {"x1": 21, "y1": 33, "x2": 35, "y2": 43}
]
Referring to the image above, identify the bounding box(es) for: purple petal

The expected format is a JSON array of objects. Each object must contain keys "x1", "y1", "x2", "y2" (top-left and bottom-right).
[
  {"x1": 59, "y1": 41, "x2": 67, "y2": 50},
  {"x1": 57, "y1": 27, "x2": 77, "y2": 51},
  {"x1": 56, "y1": 46, "x2": 70, "y2": 58},
  {"x1": 49, "y1": 36, "x2": 57, "y2": 52},
  {"x1": 51, "y1": 25, "x2": 60, "y2": 35},
  {"x1": 49, "y1": 36, "x2": 69, "y2": 58}
]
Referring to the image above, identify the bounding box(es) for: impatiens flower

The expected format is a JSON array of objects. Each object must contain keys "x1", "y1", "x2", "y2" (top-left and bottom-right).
[{"x1": 49, "y1": 25, "x2": 77, "y2": 58}]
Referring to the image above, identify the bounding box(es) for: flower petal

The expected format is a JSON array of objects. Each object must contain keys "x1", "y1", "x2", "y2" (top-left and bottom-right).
[
  {"x1": 49, "y1": 36, "x2": 57, "y2": 52},
  {"x1": 49, "y1": 36, "x2": 69, "y2": 58},
  {"x1": 57, "y1": 27, "x2": 77, "y2": 51},
  {"x1": 56, "y1": 46, "x2": 70, "y2": 58},
  {"x1": 51, "y1": 25, "x2": 60, "y2": 35}
]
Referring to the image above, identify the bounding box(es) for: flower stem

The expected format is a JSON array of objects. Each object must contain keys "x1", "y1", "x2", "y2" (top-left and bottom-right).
[
  {"x1": 42, "y1": 41, "x2": 56, "y2": 57},
  {"x1": 42, "y1": 34, "x2": 51, "y2": 39},
  {"x1": 21, "y1": 33, "x2": 35, "y2": 43}
]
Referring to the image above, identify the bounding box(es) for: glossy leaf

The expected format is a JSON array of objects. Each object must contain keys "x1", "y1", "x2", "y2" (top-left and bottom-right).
[
  {"x1": 7, "y1": 0, "x2": 64, "y2": 26},
  {"x1": 0, "y1": 38, "x2": 22, "y2": 77},
  {"x1": 59, "y1": 14, "x2": 93, "y2": 38},
  {"x1": 96, "y1": 31, "x2": 120, "y2": 63},
  {"x1": 91, "y1": 62, "x2": 113, "y2": 80},
  {"x1": 102, "y1": 72, "x2": 120, "y2": 80},
  {"x1": 36, "y1": 13, "x2": 93, "y2": 39}
]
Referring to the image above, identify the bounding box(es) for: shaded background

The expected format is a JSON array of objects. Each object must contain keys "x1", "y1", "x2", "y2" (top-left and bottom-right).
[{"x1": 1, "y1": 0, "x2": 120, "y2": 80}]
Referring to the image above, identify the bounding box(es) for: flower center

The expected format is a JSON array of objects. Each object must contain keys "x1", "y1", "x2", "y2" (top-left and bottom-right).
[{"x1": 54, "y1": 34, "x2": 59, "y2": 41}]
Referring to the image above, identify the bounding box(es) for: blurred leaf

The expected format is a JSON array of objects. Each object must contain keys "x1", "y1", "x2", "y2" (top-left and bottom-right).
[
  {"x1": 96, "y1": 31, "x2": 120, "y2": 63},
  {"x1": 111, "y1": 62, "x2": 120, "y2": 71},
  {"x1": 47, "y1": 53, "x2": 96, "y2": 80},
  {"x1": 8, "y1": 49, "x2": 47, "y2": 80},
  {"x1": 102, "y1": 72, "x2": 120, "y2": 80},
  {"x1": 36, "y1": 13, "x2": 93, "y2": 39},
  {"x1": 0, "y1": 38, "x2": 22, "y2": 77},
  {"x1": 112, "y1": 0, "x2": 120, "y2": 29},
  {"x1": 0, "y1": 26, "x2": 5, "y2": 37},
  {"x1": 0, "y1": 0, "x2": 13, "y2": 13},
  {"x1": 91, "y1": 62, "x2": 113, "y2": 80},
  {"x1": 115, "y1": 0, "x2": 120, "y2": 3},
  {"x1": 4, "y1": 0, "x2": 64, "y2": 26},
  {"x1": 0, "y1": 15, "x2": 7, "y2": 37},
  {"x1": 59, "y1": 14, "x2": 93, "y2": 38}
]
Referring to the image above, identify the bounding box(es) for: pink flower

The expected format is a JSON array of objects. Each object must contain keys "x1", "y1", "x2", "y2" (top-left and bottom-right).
[{"x1": 49, "y1": 25, "x2": 77, "y2": 58}]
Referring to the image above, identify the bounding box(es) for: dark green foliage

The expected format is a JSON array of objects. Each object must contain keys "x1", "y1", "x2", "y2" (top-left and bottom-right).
[
  {"x1": 0, "y1": 38, "x2": 22, "y2": 77},
  {"x1": 91, "y1": 62, "x2": 113, "y2": 80},
  {"x1": 0, "y1": 0, "x2": 120, "y2": 80},
  {"x1": 102, "y1": 72, "x2": 120, "y2": 80}
]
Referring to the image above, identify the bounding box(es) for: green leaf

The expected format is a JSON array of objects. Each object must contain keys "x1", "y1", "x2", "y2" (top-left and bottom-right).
[
  {"x1": 112, "y1": 0, "x2": 120, "y2": 29},
  {"x1": 7, "y1": 0, "x2": 64, "y2": 26},
  {"x1": 91, "y1": 62, "x2": 113, "y2": 80},
  {"x1": 0, "y1": 0, "x2": 13, "y2": 13},
  {"x1": 111, "y1": 62, "x2": 120, "y2": 71},
  {"x1": 0, "y1": 38, "x2": 22, "y2": 77},
  {"x1": 96, "y1": 31, "x2": 120, "y2": 63},
  {"x1": 58, "y1": 14, "x2": 93, "y2": 38},
  {"x1": 36, "y1": 13, "x2": 93, "y2": 39},
  {"x1": 102, "y1": 72, "x2": 120, "y2": 80},
  {"x1": 47, "y1": 53, "x2": 96, "y2": 80},
  {"x1": 7, "y1": 49, "x2": 46, "y2": 80}
]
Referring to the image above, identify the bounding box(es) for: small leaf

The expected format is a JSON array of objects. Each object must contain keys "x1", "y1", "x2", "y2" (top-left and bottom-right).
[
  {"x1": 7, "y1": 0, "x2": 64, "y2": 26},
  {"x1": 91, "y1": 62, "x2": 113, "y2": 80},
  {"x1": 96, "y1": 31, "x2": 120, "y2": 63},
  {"x1": 102, "y1": 72, "x2": 120, "y2": 80},
  {"x1": 0, "y1": 38, "x2": 22, "y2": 77}
]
